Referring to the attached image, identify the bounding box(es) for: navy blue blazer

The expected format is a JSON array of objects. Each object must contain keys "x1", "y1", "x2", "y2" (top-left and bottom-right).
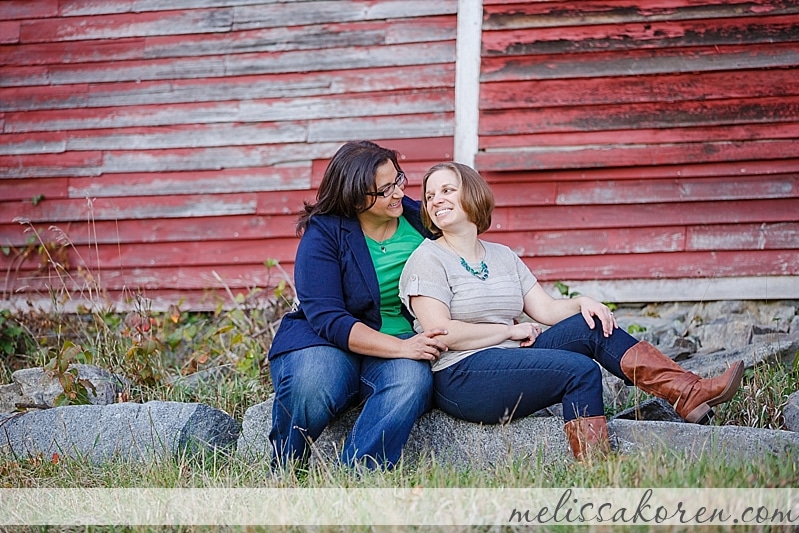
[{"x1": 268, "y1": 196, "x2": 433, "y2": 361}]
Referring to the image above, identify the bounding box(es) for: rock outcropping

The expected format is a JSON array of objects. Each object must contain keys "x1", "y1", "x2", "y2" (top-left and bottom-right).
[{"x1": 1, "y1": 300, "x2": 798, "y2": 466}]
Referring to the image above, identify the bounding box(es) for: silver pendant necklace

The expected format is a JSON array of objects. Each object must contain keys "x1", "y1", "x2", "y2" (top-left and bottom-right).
[{"x1": 371, "y1": 219, "x2": 395, "y2": 253}]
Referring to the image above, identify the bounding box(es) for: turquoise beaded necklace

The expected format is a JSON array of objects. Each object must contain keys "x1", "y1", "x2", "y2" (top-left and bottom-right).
[
  {"x1": 459, "y1": 257, "x2": 489, "y2": 280},
  {"x1": 442, "y1": 235, "x2": 490, "y2": 281}
]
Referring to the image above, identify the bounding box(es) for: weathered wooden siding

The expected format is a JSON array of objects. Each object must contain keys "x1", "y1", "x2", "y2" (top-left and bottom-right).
[
  {"x1": 476, "y1": 0, "x2": 799, "y2": 300},
  {"x1": 0, "y1": 0, "x2": 458, "y2": 311},
  {"x1": 1, "y1": 0, "x2": 797, "y2": 311}
]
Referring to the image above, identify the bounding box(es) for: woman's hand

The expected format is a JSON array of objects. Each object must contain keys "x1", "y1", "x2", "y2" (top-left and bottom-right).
[
  {"x1": 578, "y1": 297, "x2": 617, "y2": 337},
  {"x1": 399, "y1": 328, "x2": 449, "y2": 361},
  {"x1": 509, "y1": 322, "x2": 542, "y2": 347}
]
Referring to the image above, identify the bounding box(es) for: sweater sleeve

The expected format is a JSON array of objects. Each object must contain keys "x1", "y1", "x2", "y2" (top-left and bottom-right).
[
  {"x1": 514, "y1": 252, "x2": 538, "y2": 296},
  {"x1": 399, "y1": 240, "x2": 453, "y2": 317}
]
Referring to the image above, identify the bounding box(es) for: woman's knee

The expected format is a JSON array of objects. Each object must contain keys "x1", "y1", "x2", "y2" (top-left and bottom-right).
[
  {"x1": 271, "y1": 348, "x2": 360, "y2": 412},
  {"x1": 362, "y1": 358, "x2": 433, "y2": 411},
  {"x1": 570, "y1": 356, "x2": 603, "y2": 385}
]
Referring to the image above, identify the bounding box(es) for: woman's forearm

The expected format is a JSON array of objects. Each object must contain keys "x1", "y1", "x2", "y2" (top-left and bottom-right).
[
  {"x1": 424, "y1": 320, "x2": 514, "y2": 350},
  {"x1": 347, "y1": 322, "x2": 405, "y2": 358}
]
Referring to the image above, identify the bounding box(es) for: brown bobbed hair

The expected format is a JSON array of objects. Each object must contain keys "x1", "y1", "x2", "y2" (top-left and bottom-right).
[
  {"x1": 296, "y1": 140, "x2": 401, "y2": 236},
  {"x1": 421, "y1": 162, "x2": 494, "y2": 235}
]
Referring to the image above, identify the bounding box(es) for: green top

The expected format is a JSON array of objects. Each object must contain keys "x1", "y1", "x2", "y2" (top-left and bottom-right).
[{"x1": 364, "y1": 216, "x2": 424, "y2": 335}]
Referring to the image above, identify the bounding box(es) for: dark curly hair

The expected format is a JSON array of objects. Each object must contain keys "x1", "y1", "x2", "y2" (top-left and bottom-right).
[{"x1": 295, "y1": 140, "x2": 402, "y2": 236}]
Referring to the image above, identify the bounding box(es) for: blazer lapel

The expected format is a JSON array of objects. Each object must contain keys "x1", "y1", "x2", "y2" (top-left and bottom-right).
[{"x1": 342, "y1": 217, "x2": 380, "y2": 305}]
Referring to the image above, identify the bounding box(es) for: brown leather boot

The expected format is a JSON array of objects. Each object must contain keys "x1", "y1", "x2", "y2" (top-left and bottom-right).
[
  {"x1": 564, "y1": 415, "x2": 610, "y2": 461},
  {"x1": 620, "y1": 341, "x2": 744, "y2": 424}
]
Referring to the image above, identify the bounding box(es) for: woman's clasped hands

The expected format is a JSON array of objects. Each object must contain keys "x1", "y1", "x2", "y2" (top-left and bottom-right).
[{"x1": 401, "y1": 329, "x2": 449, "y2": 361}]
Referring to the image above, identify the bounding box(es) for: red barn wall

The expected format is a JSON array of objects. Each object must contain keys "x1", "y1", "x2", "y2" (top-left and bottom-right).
[
  {"x1": 475, "y1": 0, "x2": 799, "y2": 302},
  {"x1": 0, "y1": 0, "x2": 458, "y2": 311},
  {"x1": 1, "y1": 0, "x2": 797, "y2": 312}
]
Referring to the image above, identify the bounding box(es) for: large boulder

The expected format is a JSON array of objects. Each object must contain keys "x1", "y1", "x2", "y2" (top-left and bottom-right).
[
  {"x1": 0, "y1": 401, "x2": 239, "y2": 463},
  {"x1": 236, "y1": 395, "x2": 799, "y2": 468},
  {"x1": 610, "y1": 419, "x2": 799, "y2": 459},
  {"x1": 237, "y1": 398, "x2": 570, "y2": 467}
]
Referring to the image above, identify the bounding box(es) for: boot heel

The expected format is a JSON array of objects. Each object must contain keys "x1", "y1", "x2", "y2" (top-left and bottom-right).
[{"x1": 684, "y1": 403, "x2": 713, "y2": 424}]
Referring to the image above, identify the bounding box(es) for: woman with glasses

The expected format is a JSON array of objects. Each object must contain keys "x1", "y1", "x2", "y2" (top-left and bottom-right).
[
  {"x1": 267, "y1": 140, "x2": 448, "y2": 470},
  {"x1": 399, "y1": 162, "x2": 744, "y2": 460}
]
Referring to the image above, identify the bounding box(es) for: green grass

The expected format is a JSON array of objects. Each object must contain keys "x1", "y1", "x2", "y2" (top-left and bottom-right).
[
  {"x1": 2, "y1": 282, "x2": 798, "y2": 531},
  {"x1": 1, "y1": 437, "x2": 796, "y2": 488},
  {"x1": 1, "y1": 444, "x2": 796, "y2": 532}
]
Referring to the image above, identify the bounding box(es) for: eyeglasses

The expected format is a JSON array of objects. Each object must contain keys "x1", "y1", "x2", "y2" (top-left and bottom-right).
[{"x1": 365, "y1": 171, "x2": 407, "y2": 198}]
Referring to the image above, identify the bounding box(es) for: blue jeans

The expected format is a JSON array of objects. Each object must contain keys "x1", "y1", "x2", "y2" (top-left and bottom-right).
[
  {"x1": 433, "y1": 314, "x2": 638, "y2": 423},
  {"x1": 268, "y1": 343, "x2": 432, "y2": 470}
]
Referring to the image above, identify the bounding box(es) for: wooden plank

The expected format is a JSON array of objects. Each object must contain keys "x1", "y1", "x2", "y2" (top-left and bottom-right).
[
  {"x1": 482, "y1": 1, "x2": 799, "y2": 29},
  {"x1": 554, "y1": 176, "x2": 799, "y2": 205},
  {"x1": 557, "y1": 276, "x2": 799, "y2": 303},
  {"x1": 485, "y1": 181, "x2": 558, "y2": 207},
  {"x1": 58, "y1": 0, "x2": 135, "y2": 16},
  {"x1": 479, "y1": 96, "x2": 799, "y2": 135},
  {"x1": 0, "y1": 178, "x2": 67, "y2": 202},
  {"x1": 11, "y1": 276, "x2": 798, "y2": 312},
  {"x1": 0, "y1": 21, "x2": 20, "y2": 44},
  {"x1": 3, "y1": 193, "x2": 259, "y2": 224},
  {"x1": 480, "y1": 68, "x2": 799, "y2": 109},
  {"x1": 489, "y1": 227, "x2": 687, "y2": 256},
  {"x1": 687, "y1": 222, "x2": 799, "y2": 251},
  {"x1": 489, "y1": 199, "x2": 799, "y2": 231},
  {"x1": 2, "y1": 237, "x2": 301, "y2": 271},
  {"x1": 240, "y1": 88, "x2": 454, "y2": 123},
  {"x1": 5, "y1": 101, "x2": 239, "y2": 133},
  {"x1": 0, "y1": 121, "x2": 451, "y2": 172},
  {"x1": 1, "y1": 58, "x2": 227, "y2": 88},
  {"x1": 483, "y1": 15, "x2": 799, "y2": 56},
  {"x1": 56, "y1": 0, "x2": 458, "y2": 18},
  {"x1": 19, "y1": 9, "x2": 234, "y2": 43},
  {"x1": 1, "y1": 38, "x2": 146, "y2": 66},
  {"x1": 0, "y1": 65, "x2": 49, "y2": 88},
  {"x1": 0, "y1": 0, "x2": 58, "y2": 21},
  {"x1": 478, "y1": 122, "x2": 799, "y2": 149},
  {"x1": 361, "y1": 136, "x2": 455, "y2": 163},
  {"x1": 0, "y1": 287, "x2": 297, "y2": 313},
  {"x1": 5, "y1": 236, "x2": 795, "y2": 287},
  {"x1": 55, "y1": 0, "x2": 227, "y2": 17},
  {"x1": 0, "y1": 214, "x2": 299, "y2": 247},
  {"x1": 489, "y1": 222, "x2": 799, "y2": 256},
  {"x1": 1, "y1": 17, "x2": 455, "y2": 66},
  {"x1": 2, "y1": 42, "x2": 455, "y2": 87},
  {"x1": 0, "y1": 63, "x2": 456, "y2": 112},
  {"x1": 0, "y1": 84, "x2": 89, "y2": 113},
  {"x1": 73, "y1": 122, "x2": 307, "y2": 152},
  {"x1": 480, "y1": 42, "x2": 799, "y2": 81},
  {"x1": 0, "y1": 131, "x2": 67, "y2": 156},
  {"x1": 79, "y1": 64, "x2": 452, "y2": 108},
  {"x1": 520, "y1": 250, "x2": 799, "y2": 280},
  {"x1": 481, "y1": 159, "x2": 799, "y2": 183},
  {"x1": 99, "y1": 142, "x2": 340, "y2": 175},
  {"x1": 67, "y1": 165, "x2": 311, "y2": 198},
  {"x1": 233, "y1": 0, "x2": 456, "y2": 30},
  {"x1": 4, "y1": 89, "x2": 454, "y2": 133},
  {"x1": 0, "y1": 152, "x2": 103, "y2": 179},
  {"x1": 3, "y1": 262, "x2": 299, "y2": 291},
  {"x1": 475, "y1": 138, "x2": 799, "y2": 171},
  {"x1": 149, "y1": 16, "x2": 454, "y2": 58},
  {"x1": 308, "y1": 112, "x2": 454, "y2": 142},
  {"x1": 143, "y1": 24, "x2": 385, "y2": 60},
  {"x1": 224, "y1": 42, "x2": 455, "y2": 78}
]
